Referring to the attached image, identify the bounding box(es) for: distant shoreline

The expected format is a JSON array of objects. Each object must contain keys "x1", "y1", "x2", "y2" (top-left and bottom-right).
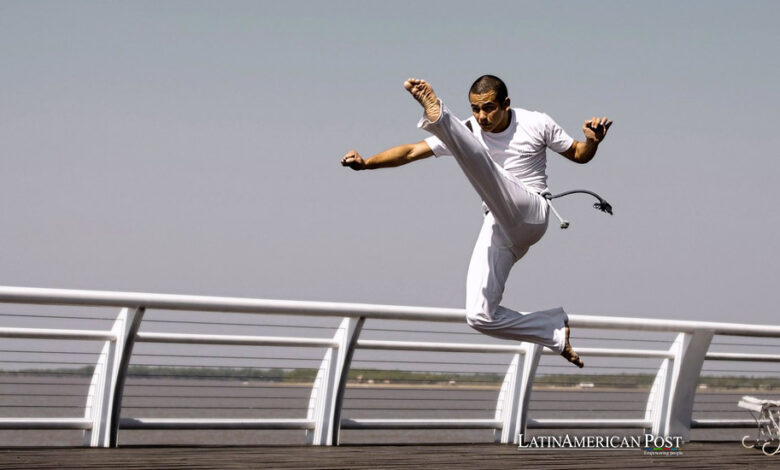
[{"x1": 1, "y1": 371, "x2": 776, "y2": 394}]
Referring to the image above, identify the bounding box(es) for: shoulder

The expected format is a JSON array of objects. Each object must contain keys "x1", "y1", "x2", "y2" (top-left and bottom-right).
[
  {"x1": 513, "y1": 107, "x2": 552, "y2": 133},
  {"x1": 514, "y1": 107, "x2": 553, "y2": 126},
  {"x1": 514, "y1": 107, "x2": 553, "y2": 124}
]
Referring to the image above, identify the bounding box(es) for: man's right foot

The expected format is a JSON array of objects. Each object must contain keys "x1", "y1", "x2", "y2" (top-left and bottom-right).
[
  {"x1": 561, "y1": 325, "x2": 584, "y2": 368},
  {"x1": 403, "y1": 78, "x2": 441, "y2": 122}
]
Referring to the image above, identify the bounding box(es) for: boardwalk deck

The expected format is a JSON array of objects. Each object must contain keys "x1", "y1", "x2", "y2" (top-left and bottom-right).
[{"x1": 0, "y1": 443, "x2": 776, "y2": 469}]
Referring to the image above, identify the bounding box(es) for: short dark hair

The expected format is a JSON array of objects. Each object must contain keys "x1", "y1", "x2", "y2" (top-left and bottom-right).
[{"x1": 469, "y1": 75, "x2": 508, "y2": 103}]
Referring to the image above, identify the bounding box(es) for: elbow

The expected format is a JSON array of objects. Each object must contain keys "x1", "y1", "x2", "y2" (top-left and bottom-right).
[
  {"x1": 574, "y1": 147, "x2": 596, "y2": 164},
  {"x1": 403, "y1": 144, "x2": 422, "y2": 163},
  {"x1": 571, "y1": 140, "x2": 597, "y2": 164}
]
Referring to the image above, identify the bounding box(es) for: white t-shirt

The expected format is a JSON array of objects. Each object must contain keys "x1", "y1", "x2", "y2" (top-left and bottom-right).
[{"x1": 424, "y1": 108, "x2": 574, "y2": 193}]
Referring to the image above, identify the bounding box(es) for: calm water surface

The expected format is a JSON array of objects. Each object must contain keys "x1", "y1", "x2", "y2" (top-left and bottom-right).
[{"x1": 0, "y1": 375, "x2": 769, "y2": 446}]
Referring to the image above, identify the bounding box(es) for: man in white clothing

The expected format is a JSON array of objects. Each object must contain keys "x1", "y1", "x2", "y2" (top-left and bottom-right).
[{"x1": 340, "y1": 76, "x2": 612, "y2": 367}]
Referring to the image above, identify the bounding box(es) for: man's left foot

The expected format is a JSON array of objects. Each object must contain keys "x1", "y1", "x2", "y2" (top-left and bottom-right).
[
  {"x1": 403, "y1": 78, "x2": 441, "y2": 122},
  {"x1": 561, "y1": 325, "x2": 584, "y2": 368}
]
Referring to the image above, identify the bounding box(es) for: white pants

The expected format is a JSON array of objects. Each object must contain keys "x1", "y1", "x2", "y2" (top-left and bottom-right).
[{"x1": 419, "y1": 102, "x2": 567, "y2": 352}]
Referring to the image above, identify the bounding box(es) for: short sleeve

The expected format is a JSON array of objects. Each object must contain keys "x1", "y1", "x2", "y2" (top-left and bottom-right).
[
  {"x1": 544, "y1": 114, "x2": 574, "y2": 153},
  {"x1": 424, "y1": 135, "x2": 451, "y2": 158}
]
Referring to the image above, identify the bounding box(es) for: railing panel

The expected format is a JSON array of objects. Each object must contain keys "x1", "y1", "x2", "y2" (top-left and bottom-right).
[
  {"x1": 690, "y1": 334, "x2": 780, "y2": 442},
  {"x1": 113, "y1": 308, "x2": 342, "y2": 446},
  {"x1": 0, "y1": 305, "x2": 118, "y2": 446},
  {"x1": 0, "y1": 286, "x2": 778, "y2": 447},
  {"x1": 526, "y1": 330, "x2": 675, "y2": 445}
]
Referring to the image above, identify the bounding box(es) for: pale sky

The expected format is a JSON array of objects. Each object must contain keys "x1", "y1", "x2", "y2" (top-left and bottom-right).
[{"x1": 2, "y1": 0, "x2": 779, "y2": 327}]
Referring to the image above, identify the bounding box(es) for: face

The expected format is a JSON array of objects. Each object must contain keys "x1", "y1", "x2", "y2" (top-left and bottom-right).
[{"x1": 469, "y1": 91, "x2": 511, "y2": 133}]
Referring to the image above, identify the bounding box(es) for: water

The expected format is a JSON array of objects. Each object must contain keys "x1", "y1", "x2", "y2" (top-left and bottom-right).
[{"x1": 0, "y1": 375, "x2": 769, "y2": 446}]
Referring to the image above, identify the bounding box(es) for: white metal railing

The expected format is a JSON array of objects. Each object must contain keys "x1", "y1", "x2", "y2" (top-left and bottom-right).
[{"x1": 0, "y1": 285, "x2": 778, "y2": 447}]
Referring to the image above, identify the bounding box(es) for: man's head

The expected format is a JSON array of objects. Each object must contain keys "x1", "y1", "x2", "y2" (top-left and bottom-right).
[{"x1": 468, "y1": 75, "x2": 511, "y2": 133}]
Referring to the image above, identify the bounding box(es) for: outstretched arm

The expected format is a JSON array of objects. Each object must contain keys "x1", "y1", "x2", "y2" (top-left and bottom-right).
[
  {"x1": 559, "y1": 117, "x2": 613, "y2": 164},
  {"x1": 341, "y1": 140, "x2": 434, "y2": 171}
]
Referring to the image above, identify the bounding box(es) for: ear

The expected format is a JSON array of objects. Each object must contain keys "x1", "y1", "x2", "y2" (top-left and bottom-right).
[{"x1": 503, "y1": 97, "x2": 511, "y2": 110}]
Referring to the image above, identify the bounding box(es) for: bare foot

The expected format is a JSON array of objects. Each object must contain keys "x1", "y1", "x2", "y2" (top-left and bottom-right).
[
  {"x1": 403, "y1": 78, "x2": 441, "y2": 122},
  {"x1": 561, "y1": 325, "x2": 584, "y2": 368}
]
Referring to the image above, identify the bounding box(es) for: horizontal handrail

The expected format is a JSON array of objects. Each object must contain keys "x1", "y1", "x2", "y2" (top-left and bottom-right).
[
  {"x1": 0, "y1": 418, "x2": 92, "y2": 430},
  {"x1": 0, "y1": 286, "x2": 463, "y2": 322},
  {"x1": 0, "y1": 327, "x2": 116, "y2": 341},
  {"x1": 119, "y1": 418, "x2": 315, "y2": 430},
  {"x1": 705, "y1": 352, "x2": 780, "y2": 362},
  {"x1": 2, "y1": 286, "x2": 780, "y2": 336},
  {"x1": 359, "y1": 341, "x2": 675, "y2": 358},
  {"x1": 568, "y1": 314, "x2": 780, "y2": 337},
  {"x1": 135, "y1": 332, "x2": 338, "y2": 348},
  {"x1": 540, "y1": 347, "x2": 675, "y2": 359},
  {"x1": 527, "y1": 418, "x2": 652, "y2": 429},
  {"x1": 340, "y1": 418, "x2": 501, "y2": 429},
  {"x1": 357, "y1": 339, "x2": 526, "y2": 354},
  {"x1": 691, "y1": 419, "x2": 769, "y2": 428}
]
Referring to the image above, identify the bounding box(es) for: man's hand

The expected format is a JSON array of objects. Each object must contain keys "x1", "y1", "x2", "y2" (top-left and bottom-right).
[
  {"x1": 341, "y1": 150, "x2": 366, "y2": 171},
  {"x1": 559, "y1": 117, "x2": 613, "y2": 164},
  {"x1": 582, "y1": 117, "x2": 613, "y2": 143}
]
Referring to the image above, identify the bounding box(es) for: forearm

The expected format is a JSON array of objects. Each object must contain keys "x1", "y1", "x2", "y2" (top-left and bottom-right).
[
  {"x1": 342, "y1": 141, "x2": 432, "y2": 171},
  {"x1": 572, "y1": 139, "x2": 599, "y2": 164},
  {"x1": 364, "y1": 144, "x2": 418, "y2": 169}
]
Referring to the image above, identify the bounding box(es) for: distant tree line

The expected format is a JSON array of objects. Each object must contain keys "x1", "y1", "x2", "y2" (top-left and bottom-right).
[{"x1": 1, "y1": 366, "x2": 777, "y2": 389}]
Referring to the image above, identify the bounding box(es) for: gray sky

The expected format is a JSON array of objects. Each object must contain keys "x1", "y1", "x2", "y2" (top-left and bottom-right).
[{"x1": 2, "y1": 0, "x2": 779, "y2": 326}]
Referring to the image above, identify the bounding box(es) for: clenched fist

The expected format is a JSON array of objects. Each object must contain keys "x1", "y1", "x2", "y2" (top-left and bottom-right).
[
  {"x1": 582, "y1": 117, "x2": 613, "y2": 143},
  {"x1": 340, "y1": 150, "x2": 366, "y2": 171}
]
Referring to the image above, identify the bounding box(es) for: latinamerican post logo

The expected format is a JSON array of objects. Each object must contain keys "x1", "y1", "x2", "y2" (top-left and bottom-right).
[{"x1": 517, "y1": 434, "x2": 683, "y2": 456}]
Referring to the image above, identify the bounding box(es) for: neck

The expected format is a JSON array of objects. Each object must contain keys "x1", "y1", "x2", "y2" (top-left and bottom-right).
[{"x1": 492, "y1": 109, "x2": 512, "y2": 133}]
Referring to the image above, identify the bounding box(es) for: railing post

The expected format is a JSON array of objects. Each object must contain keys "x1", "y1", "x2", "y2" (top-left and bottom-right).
[
  {"x1": 514, "y1": 343, "x2": 541, "y2": 444},
  {"x1": 108, "y1": 307, "x2": 145, "y2": 447},
  {"x1": 306, "y1": 316, "x2": 364, "y2": 445},
  {"x1": 666, "y1": 330, "x2": 713, "y2": 441},
  {"x1": 646, "y1": 330, "x2": 713, "y2": 441},
  {"x1": 494, "y1": 353, "x2": 523, "y2": 443},
  {"x1": 646, "y1": 355, "x2": 673, "y2": 436},
  {"x1": 82, "y1": 314, "x2": 119, "y2": 447},
  {"x1": 494, "y1": 345, "x2": 542, "y2": 445},
  {"x1": 82, "y1": 307, "x2": 144, "y2": 447},
  {"x1": 494, "y1": 346, "x2": 541, "y2": 444}
]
